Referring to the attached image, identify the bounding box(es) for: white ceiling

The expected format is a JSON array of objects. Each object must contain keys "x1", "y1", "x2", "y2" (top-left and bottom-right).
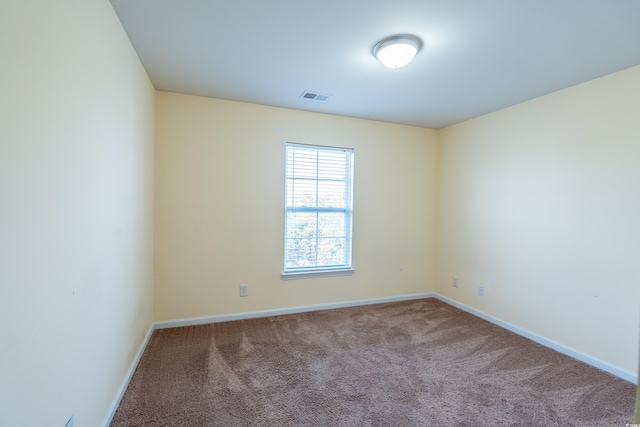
[{"x1": 109, "y1": 0, "x2": 640, "y2": 129}]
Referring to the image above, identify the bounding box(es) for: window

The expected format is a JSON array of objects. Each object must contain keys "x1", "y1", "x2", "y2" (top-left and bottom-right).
[{"x1": 283, "y1": 143, "x2": 354, "y2": 278}]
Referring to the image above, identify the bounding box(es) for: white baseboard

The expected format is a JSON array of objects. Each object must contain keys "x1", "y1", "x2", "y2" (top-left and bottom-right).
[
  {"x1": 101, "y1": 325, "x2": 155, "y2": 427},
  {"x1": 434, "y1": 294, "x2": 638, "y2": 384},
  {"x1": 154, "y1": 292, "x2": 436, "y2": 329}
]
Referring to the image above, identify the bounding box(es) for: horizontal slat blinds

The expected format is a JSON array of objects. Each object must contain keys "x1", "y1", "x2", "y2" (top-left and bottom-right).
[{"x1": 285, "y1": 143, "x2": 354, "y2": 272}]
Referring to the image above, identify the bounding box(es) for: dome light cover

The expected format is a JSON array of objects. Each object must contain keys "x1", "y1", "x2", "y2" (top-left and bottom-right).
[{"x1": 373, "y1": 34, "x2": 423, "y2": 68}]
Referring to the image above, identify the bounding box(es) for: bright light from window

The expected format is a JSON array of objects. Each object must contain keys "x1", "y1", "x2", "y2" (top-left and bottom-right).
[{"x1": 283, "y1": 143, "x2": 354, "y2": 276}]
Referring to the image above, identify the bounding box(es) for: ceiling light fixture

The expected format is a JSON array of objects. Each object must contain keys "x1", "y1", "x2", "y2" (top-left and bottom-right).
[{"x1": 372, "y1": 34, "x2": 422, "y2": 69}]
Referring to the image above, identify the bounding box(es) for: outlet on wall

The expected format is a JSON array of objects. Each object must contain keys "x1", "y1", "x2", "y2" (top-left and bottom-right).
[
  {"x1": 239, "y1": 284, "x2": 248, "y2": 297},
  {"x1": 478, "y1": 285, "x2": 485, "y2": 296},
  {"x1": 452, "y1": 277, "x2": 459, "y2": 288}
]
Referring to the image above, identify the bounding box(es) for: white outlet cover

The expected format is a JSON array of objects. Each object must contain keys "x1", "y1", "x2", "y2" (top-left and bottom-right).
[{"x1": 239, "y1": 284, "x2": 248, "y2": 297}]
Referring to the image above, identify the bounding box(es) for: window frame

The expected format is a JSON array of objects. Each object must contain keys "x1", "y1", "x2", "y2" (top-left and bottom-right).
[{"x1": 281, "y1": 142, "x2": 355, "y2": 280}]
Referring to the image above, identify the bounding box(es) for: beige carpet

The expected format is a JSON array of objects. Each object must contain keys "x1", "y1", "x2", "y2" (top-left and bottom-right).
[{"x1": 111, "y1": 299, "x2": 635, "y2": 426}]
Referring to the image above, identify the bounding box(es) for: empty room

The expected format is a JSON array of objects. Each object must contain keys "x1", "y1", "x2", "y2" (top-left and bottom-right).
[{"x1": 1, "y1": 0, "x2": 639, "y2": 426}]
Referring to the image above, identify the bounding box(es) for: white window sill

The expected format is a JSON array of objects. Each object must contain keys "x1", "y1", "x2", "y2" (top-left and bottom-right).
[{"x1": 281, "y1": 268, "x2": 355, "y2": 280}]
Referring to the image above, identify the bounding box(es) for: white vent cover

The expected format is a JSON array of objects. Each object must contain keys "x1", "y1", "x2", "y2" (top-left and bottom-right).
[{"x1": 300, "y1": 91, "x2": 330, "y2": 101}]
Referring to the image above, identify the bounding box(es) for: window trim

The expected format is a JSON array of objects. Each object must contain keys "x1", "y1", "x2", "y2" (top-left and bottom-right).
[
  {"x1": 281, "y1": 267, "x2": 355, "y2": 280},
  {"x1": 282, "y1": 142, "x2": 354, "y2": 278}
]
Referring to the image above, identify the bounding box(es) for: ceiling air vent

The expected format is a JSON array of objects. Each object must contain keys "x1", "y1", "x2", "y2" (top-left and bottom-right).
[{"x1": 301, "y1": 91, "x2": 330, "y2": 101}]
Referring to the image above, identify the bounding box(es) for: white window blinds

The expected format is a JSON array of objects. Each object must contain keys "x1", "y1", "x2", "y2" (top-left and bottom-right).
[{"x1": 284, "y1": 143, "x2": 354, "y2": 274}]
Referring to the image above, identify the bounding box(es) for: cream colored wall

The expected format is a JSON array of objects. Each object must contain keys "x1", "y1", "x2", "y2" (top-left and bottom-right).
[
  {"x1": 0, "y1": 1, "x2": 154, "y2": 426},
  {"x1": 154, "y1": 92, "x2": 438, "y2": 321},
  {"x1": 437, "y1": 65, "x2": 640, "y2": 376}
]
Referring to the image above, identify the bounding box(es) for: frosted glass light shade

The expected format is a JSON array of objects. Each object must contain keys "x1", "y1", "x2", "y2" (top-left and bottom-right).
[{"x1": 373, "y1": 34, "x2": 422, "y2": 69}]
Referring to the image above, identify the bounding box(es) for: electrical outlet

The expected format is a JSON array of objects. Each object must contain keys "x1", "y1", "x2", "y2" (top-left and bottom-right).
[
  {"x1": 65, "y1": 416, "x2": 74, "y2": 427},
  {"x1": 239, "y1": 284, "x2": 248, "y2": 297},
  {"x1": 478, "y1": 285, "x2": 485, "y2": 296},
  {"x1": 452, "y1": 277, "x2": 459, "y2": 288}
]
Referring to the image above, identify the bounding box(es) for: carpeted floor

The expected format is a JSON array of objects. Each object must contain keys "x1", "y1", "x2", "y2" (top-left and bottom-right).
[{"x1": 111, "y1": 299, "x2": 635, "y2": 426}]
